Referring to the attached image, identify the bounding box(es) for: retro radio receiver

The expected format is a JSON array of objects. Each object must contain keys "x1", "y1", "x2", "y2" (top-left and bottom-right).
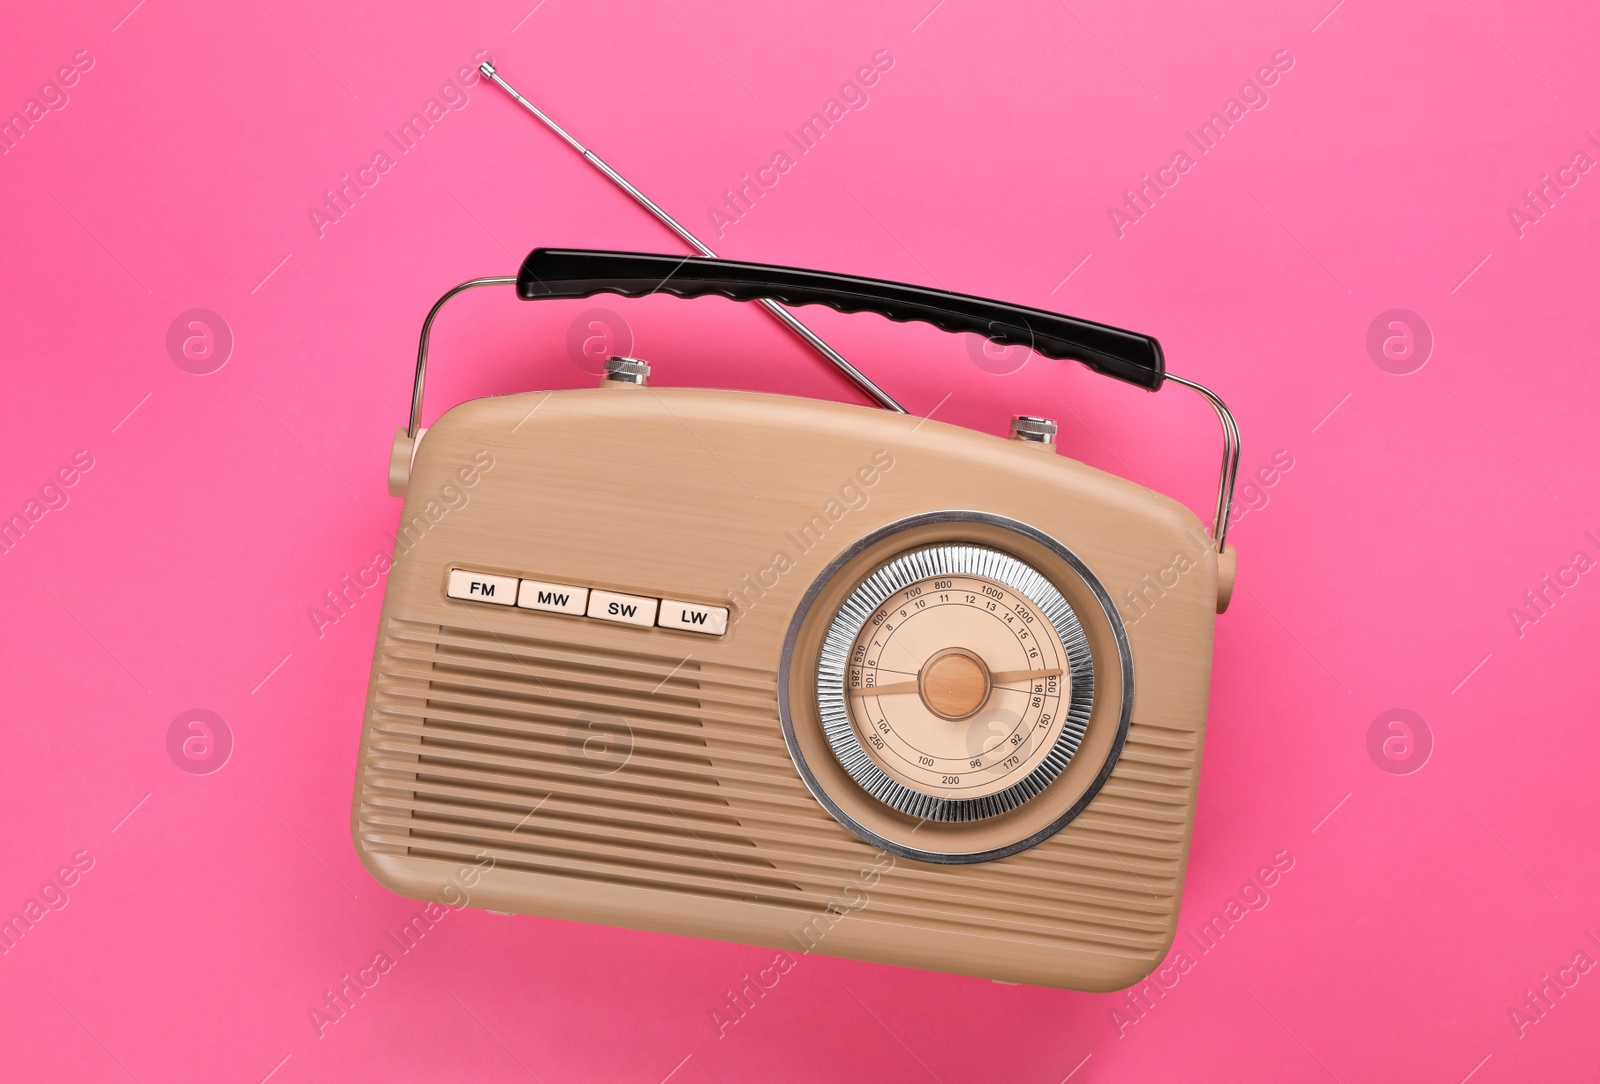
[{"x1": 352, "y1": 247, "x2": 1240, "y2": 992}]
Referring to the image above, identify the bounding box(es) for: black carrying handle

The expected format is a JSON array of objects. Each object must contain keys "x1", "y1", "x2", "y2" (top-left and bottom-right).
[{"x1": 517, "y1": 248, "x2": 1165, "y2": 390}]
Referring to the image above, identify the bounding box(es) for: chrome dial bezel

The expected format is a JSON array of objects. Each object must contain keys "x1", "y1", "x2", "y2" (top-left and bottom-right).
[{"x1": 816, "y1": 543, "x2": 1095, "y2": 822}]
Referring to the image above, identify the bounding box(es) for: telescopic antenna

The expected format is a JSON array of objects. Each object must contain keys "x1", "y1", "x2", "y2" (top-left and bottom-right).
[{"x1": 478, "y1": 61, "x2": 906, "y2": 414}]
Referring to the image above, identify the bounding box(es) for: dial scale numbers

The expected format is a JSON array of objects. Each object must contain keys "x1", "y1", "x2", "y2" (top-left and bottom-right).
[{"x1": 847, "y1": 575, "x2": 1066, "y2": 798}]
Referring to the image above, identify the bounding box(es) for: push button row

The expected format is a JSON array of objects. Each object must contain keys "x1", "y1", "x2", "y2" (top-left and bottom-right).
[{"x1": 446, "y1": 569, "x2": 727, "y2": 636}]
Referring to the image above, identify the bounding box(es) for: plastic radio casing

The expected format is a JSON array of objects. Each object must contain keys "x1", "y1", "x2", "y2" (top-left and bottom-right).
[
  {"x1": 352, "y1": 247, "x2": 1237, "y2": 991},
  {"x1": 353, "y1": 381, "x2": 1222, "y2": 991}
]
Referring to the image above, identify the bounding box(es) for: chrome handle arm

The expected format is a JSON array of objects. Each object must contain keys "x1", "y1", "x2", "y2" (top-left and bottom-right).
[
  {"x1": 1164, "y1": 373, "x2": 1241, "y2": 553},
  {"x1": 408, "y1": 277, "x2": 516, "y2": 439}
]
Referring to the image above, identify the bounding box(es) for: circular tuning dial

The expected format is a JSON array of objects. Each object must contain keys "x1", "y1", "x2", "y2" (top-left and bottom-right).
[{"x1": 817, "y1": 545, "x2": 1095, "y2": 823}]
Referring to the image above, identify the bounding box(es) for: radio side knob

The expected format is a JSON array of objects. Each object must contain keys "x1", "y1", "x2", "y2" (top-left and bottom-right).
[
  {"x1": 603, "y1": 356, "x2": 651, "y2": 386},
  {"x1": 1009, "y1": 415, "x2": 1058, "y2": 451}
]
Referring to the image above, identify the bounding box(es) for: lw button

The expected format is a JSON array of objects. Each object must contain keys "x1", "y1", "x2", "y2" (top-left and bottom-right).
[
  {"x1": 587, "y1": 590, "x2": 658, "y2": 627},
  {"x1": 659, "y1": 600, "x2": 728, "y2": 636},
  {"x1": 446, "y1": 569, "x2": 518, "y2": 606}
]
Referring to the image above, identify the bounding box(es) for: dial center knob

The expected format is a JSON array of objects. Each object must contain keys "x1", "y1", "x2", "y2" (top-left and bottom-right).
[{"x1": 918, "y1": 648, "x2": 993, "y2": 721}]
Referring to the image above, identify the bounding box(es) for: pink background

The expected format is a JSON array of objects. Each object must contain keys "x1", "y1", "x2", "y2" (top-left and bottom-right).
[{"x1": 4, "y1": 0, "x2": 1599, "y2": 1080}]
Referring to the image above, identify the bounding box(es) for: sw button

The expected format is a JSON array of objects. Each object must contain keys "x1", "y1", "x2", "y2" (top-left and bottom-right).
[
  {"x1": 446, "y1": 569, "x2": 518, "y2": 606},
  {"x1": 658, "y1": 600, "x2": 728, "y2": 636},
  {"x1": 587, "y1": 590, "x2": 659, "y2": 628},
  {"x1": 517, "y1": 579, "x2": 589, "y2": 615}
]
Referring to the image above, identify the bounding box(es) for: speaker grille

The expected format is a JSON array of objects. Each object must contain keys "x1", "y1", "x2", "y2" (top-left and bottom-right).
[{"x1": 355, "y1": 618, "x2": 1195, "y2": 959}]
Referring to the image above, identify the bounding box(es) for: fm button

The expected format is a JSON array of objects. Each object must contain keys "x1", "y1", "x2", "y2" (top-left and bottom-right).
[{"x1": 446, "y1": 569, "x2": 518, "y2": 606}]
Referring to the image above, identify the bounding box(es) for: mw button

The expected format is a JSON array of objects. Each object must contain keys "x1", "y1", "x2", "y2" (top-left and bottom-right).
[{"x1": 518, "y1": 579, "x2": 589, "y2": 615}]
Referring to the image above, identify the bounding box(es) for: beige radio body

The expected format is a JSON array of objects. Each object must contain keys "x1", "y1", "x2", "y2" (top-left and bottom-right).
[{"x1": 352, "y1": 376, "x2": 1224, "y2": 991}]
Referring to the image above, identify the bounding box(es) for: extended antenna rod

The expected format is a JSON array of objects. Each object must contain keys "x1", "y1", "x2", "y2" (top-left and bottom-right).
[{"x1": 479, "y1": 61, "x2": 906, "y2": 413}]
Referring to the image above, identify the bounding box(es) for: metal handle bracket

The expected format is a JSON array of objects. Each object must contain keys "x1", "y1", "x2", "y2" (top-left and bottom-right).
[{"x1": 403, "y1": 277, "x2": 1240, "y2": 559}]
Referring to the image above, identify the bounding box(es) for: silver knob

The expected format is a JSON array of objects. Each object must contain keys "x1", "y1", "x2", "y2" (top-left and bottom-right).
[
  {"x1": 1009, "y1": 415, "x2": 1057, "y2": 445},
  {"x1": 604, "y1": 356, "x2": 651, "y2": 385}
]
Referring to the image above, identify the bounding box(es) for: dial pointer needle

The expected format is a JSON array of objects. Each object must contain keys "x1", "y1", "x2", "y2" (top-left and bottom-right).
[
  {"x1": 849, "y1": 680, "x2": 920, "y2": 698},
  {"x1": 989, "y1": 667, "x2": 1063, "y2": 685},
  {"x1": 849, "y1": 668, "x2": 1061, "y2": 697}
]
